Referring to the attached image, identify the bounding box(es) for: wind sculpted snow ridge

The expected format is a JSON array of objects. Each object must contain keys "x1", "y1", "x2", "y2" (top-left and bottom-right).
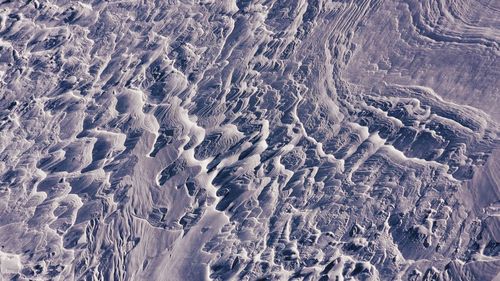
[{"x1": 0, "y1": 0, "x2": 499, "y2": 280}]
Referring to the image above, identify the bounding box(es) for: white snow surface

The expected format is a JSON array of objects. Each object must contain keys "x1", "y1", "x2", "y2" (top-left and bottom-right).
[{"x1": 0, "y1": 0, "x2": 499, "y2": 280}]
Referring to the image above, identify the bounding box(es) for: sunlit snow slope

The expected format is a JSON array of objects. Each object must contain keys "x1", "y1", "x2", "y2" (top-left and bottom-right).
[{"x1": 0, "y1": 0, "x2": 499, "y2": 280}]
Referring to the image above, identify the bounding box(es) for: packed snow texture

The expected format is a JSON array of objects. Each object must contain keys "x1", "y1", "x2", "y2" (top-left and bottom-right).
[{"x1": 0, "y1": 0, "x2": 499, "y2": 280}]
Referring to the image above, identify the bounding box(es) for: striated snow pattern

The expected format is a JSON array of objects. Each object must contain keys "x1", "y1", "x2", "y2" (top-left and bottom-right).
[{"x1": 0, "y1": 0, "x2": 499, "y2": 280}]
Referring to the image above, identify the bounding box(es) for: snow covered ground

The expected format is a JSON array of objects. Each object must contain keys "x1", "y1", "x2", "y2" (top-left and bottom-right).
[{"x1": 0, "y1": 0, "x2": 498, "y2": 280}]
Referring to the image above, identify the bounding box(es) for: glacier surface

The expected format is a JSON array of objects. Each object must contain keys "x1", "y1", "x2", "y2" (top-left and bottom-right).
[{"x1": 0, "y1": 0, "x2": 499, "y2": 280}]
